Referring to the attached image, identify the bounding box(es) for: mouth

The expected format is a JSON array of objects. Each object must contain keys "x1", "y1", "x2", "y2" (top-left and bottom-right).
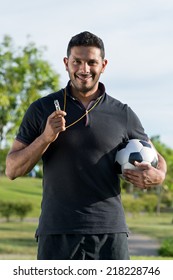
[{"x1": 75, "y1": 74, "x2": 93, "y2": 82}]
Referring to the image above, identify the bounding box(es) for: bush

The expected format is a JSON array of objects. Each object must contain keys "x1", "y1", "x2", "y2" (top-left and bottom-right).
[
  {"x1": 122, "y1": 195, "x2": 145, "y2": 214},
  {"x1": 0, "y1": 201, "x2": 15, "y2": 222},
  {"x1": 14, "y1": 202, "x2": 33, "y2": 221},
  {"x1": 0, "y1": 200, "x2": 33, "y2": 222},
  {"x1": 122, "y1": 193, "x2": 161, "y2": 215},
  {"x1": 159, "y1": 237, "x2": 173, "y2": 257},
  {"x1": 161, "y1": 192, "x2": 173, "y2": 208},
  {"x1": 142, "y1": 194, "x2": 158, "y2": 213}
]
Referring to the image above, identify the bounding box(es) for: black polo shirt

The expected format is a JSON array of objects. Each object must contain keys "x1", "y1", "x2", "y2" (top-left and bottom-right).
[{"x1": 16, "y1": 82, "x2": 148, "y2": 235}]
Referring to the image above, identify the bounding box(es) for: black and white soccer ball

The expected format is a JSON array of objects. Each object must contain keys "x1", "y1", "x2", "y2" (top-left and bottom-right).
[{"x1": 114, "y1": 139, "x2": 158, "y2": 175}]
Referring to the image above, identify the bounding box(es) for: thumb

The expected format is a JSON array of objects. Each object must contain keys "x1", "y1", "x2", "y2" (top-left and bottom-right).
[{"x1": 134, "y1": 161, "x2": 150, "y2": 170}]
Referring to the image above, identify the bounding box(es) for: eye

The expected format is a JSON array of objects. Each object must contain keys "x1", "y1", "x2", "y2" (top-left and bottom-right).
[
  {"x1": 88, "y1": 60, "x2": 98, "y2": 66},
  {"x1": 73, "y1": 59, "x2": 81, "y2": 65}
]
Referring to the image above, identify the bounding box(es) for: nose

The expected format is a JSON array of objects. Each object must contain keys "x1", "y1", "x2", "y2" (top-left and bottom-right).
[{"x1": 80, "y1": 62, "x2": 90, "y2": 73}]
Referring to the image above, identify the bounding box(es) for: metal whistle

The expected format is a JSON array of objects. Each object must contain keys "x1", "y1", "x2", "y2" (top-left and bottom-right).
[{"x1": 54, "y1": 100, "x2": 61, "y2": 111}]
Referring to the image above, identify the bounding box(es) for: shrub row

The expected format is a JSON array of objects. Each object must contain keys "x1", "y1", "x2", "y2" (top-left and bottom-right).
[
  {"x1": 0, "y1": 201, "x2": 33, "y2": 222},
  {"x1": 122, "y1": 194, "x2": 158, "y2": 214}
]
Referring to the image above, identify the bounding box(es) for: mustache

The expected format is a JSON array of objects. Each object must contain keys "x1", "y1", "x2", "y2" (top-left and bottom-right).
[{"x1": 76, "y1": 73, "x2": 93, "y2": 78}]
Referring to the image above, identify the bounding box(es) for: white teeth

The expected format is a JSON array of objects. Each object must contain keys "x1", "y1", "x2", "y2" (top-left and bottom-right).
[{"x1": 77, "y1": 75, "x2": 92, "y2": 80}]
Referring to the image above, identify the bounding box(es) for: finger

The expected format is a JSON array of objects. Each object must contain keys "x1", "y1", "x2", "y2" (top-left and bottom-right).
[
  {"x1": 123, "y1": 170, "x2": 139, "y2": 185},
  {"x1": 123, "y1": 169, "x2": 148, "y2": 189},
  {"x1": 51, "y1": 117, "x2": 66, "y2": 129},
  {"x1": 134, "y1": 161, "x2": 150, "y2": 170},
  {"x1": 49, "y1": 110, "x2": 67, "y2": 119},
  {"x1": 123, "y1": 168, "x2": 140, "y2": 178}
]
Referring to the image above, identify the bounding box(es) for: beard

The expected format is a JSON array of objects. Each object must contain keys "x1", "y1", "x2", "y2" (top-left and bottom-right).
[{"x1": 69, "y1": 73, "x2": 101, "y2": 94}]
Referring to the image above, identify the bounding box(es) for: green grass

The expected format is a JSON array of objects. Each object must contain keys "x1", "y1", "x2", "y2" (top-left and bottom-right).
[
  {"x1": 126, "y1": 213, "x2": 173, "y2": 260},
  {"x1": 0, "y1": 220, "x2": 37, "y2": 259},
  {"x1": 0, "y1": 176, "x2": 41, "y2": 259},
  {"x1": 0, "y1": 176, "x2": 42, "y2": 217},
  {"x1": 126, "y1": 213, "x2": 173, "y2": 242},
  {"x1": 0, "y1": 176, "x2": 173, "y2": 260},
  {"x1": 0, "y1": 218, "x2": 172, "y2": 260}
]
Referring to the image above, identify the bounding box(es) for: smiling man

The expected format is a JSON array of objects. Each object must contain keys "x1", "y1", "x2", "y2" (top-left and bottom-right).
[
  {"x1": 63, "y1": 44, "x2": 107, "y2": 107},
  {"x1": 6, "y1": 31, "x2": 167, "y2": 260}
]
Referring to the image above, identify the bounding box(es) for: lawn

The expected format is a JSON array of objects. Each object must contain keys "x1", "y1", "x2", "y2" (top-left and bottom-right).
[
  {"x1": 0, "y1": 176, "x2": 173, "y2": 260},
  {"x1": 0, "y1": 220, "x2": 38, "y2": 259},
  {"x1": 126, "y1": 213, "x2": 173, "y2": 241},
  {"x1": 0, "y1": 176, "x2": 42, "y2": 217},
  {"x1": 0, "y1": 176, "x2": 41, "y2": 259}
]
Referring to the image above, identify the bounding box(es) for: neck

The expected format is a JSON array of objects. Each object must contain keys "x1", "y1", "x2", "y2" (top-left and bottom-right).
[{"x1": 70, "y1": 88, "x2": 100, "y2": 109}]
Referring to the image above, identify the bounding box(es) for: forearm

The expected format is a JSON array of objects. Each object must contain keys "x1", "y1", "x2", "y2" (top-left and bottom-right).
[
  {"x1": 148, "y1": 140, "x2": 167, "y2": 184},
  {"x1": 6, "y1": 110, "x2": 67, "y2": 180},
  {"x1": 156, "y1": 152, "x2": 167, "y2": 184},
  {"x1": 6, "y1": 135, "x2": 50, "y2": 180}
]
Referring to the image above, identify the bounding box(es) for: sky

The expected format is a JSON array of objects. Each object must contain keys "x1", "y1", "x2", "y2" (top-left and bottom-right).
[{"x1": 0, "y1": 0, "x2": 172, "y2": 148}]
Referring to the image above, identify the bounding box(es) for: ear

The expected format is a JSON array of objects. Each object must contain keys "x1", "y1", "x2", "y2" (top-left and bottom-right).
[
  {"x1": 63, "y1": 57, "x2": 68, "y2": 71},
  {"x1": 101, "y1": 59, "x2": 108, "y2": 73}
]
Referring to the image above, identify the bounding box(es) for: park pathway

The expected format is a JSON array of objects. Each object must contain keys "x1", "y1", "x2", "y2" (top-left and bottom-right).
[{"x1": 128, "y1": 233, "x2": 160, "y2": 256}]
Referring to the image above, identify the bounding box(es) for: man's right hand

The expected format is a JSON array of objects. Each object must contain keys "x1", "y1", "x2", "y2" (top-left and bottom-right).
[
  {"x1": 5, "y1": 110, "x2": 67, "y2": 180},
  {"x1": 42, "y1": 110, "x2": 67, "y2": 143}
]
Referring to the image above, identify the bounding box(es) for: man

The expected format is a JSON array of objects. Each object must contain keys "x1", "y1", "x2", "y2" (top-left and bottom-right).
[{"x1": 6, "y1": 31, "x2": 167, "y2": 260}]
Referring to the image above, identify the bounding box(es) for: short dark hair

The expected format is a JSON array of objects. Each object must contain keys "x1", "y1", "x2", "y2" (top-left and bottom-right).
[{"x1": 67, "y1": 31, "x2": 105, "y2": 59}]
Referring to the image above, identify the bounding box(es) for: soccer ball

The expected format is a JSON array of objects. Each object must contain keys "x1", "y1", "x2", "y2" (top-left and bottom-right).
[{"x1": 114, "y1": 139, "x2": 158, "y2": 175}]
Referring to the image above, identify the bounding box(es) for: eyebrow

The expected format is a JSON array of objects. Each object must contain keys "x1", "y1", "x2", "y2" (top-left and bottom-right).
[{"x1": 72, "y1": 56, "x2": 99, "y2": 62}]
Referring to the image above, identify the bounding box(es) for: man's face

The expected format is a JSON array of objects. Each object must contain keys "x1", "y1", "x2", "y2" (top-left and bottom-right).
[{"x1": 63, "y1": 46, "x2": 107, "y2": 94}]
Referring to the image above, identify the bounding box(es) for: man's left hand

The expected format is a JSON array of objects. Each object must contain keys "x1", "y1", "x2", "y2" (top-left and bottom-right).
[{"x1": 123, "y1": 161, "x2": 165, "y2": 189}]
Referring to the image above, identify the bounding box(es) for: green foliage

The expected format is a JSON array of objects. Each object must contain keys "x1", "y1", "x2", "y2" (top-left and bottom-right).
[
  {"x1": 122, "y1": 191, "x2": 173, "y2": 215},
  {"x1": 161, "y1": 192, "x2": 173, "y2": 208},
  {"x1": 0, "y1": 148, "x2": 8, "y2": 174},
  {"x1": 0, "y1": 35, "x2": 60, "y2": 145},
  {"x1": 14, "y1": 202, "x2": 33, "y2": 221},
  {"x1": 159, "y1": 237, "x2": 173, "y2": 257},
  {"x1": 142, "y1": 194, "x2": 158, "y2": 213},
  {"x1": 0, "y1": 200, "x2": 33, "y2": 222},
  {"x1": 0, "y1": 201, "x2": 15, "y2": 222},
  {"x1": 122, "y1": 195, "x2": 145, "y2": 214}
]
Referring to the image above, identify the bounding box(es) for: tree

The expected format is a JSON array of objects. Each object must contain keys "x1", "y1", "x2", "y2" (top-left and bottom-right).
[
  {"x1": 14, "y1": 202, "x2": 33, "y2": 221},
  {"x1": 0, "y1": 35, "x2": 60, "y2": 147},
  {"x1": 0, "y1": 201, "x2": 15, "y2": 222},
  {"x1": 0, "y1": 201, "x2": 33, "y2": 222}
]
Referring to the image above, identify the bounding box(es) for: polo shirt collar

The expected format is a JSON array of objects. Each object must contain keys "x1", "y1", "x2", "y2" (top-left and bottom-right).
[{"x1": 65, "y1": 81, "x2": 106, "y2": 100}]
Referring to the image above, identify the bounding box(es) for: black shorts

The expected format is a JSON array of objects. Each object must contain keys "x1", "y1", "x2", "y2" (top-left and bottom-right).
[{"x1": 37, "y1": 233, "x2": 130, "y2": 260}]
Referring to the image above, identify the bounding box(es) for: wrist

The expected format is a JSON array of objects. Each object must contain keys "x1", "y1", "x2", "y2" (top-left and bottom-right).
[
  {"x1": 157, "y1": 169, "x2": 166, "y2": 185},
  {"x1": 38, "y1": 133, "x2": 52, "y2": 147}
]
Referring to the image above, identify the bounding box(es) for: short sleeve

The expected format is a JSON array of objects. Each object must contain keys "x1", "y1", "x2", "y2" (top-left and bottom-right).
[
  {"x1": 16, "y1": 99, "x2": 45, "y2": 145},
  {"x1": 126, "y1": 106, "x2": 149, "y2": 141}
]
